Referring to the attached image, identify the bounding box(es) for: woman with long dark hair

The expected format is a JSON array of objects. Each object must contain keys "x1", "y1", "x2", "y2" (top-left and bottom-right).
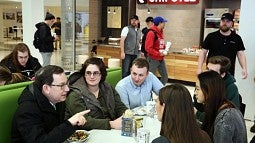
[
  {"x1": 152, "y1": 83, "x2": 211, "y2": 143},
  {"x1": 196, "y1": 70, "x2": 247, "y2": 143}
]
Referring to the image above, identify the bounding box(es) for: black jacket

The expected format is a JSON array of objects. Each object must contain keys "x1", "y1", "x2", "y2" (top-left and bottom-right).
[
  {"x1": 11, "y1": 83, "x2": 76, "y2": 143},
  {"x1": 0, "y1": 56, "x2": 41, "y2": 78},
  {"x1": 35, "y1": 22, "x2": 55, "y2": 52}
]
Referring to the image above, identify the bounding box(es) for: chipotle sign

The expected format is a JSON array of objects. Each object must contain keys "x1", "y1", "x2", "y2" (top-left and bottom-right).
[{"x1": 137, "y1": 0, "x2": 199, "y2": 4}]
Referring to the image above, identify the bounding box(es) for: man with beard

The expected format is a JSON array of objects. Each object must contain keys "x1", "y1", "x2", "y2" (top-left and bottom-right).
[
  {"x1": 120, "y1": 15, "x2": 141, "y2": 78},
  {"x1": 197, "y1": 13, "x2": 247, "y2": 79}
]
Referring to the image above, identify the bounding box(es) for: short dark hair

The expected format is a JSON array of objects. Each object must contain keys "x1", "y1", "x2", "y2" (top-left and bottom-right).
[
  {"x1": 145, "y1": 17, "x2": 153, "y2": 23},
  {"x1": 132, "y1": 58, "x2": 149, "y2": 71},
  {"x1": 34, "y1": 65, "x2": 64, "y2": 90},
  {"x1": 208, "y1": 56, "x2": 231, "y2": 74},
  {"x1": 79, "y1": 57, "x2": 107, "y2": 83},
  {"x1": 45, "y1": 12, "x2": 55, "y2": 20}
]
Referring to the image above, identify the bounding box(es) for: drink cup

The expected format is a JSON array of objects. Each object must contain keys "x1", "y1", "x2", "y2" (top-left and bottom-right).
[
  {"x1": 166, "y1": 41, "x2": 171, "y2": 49},
  {"x1": 136, "y1": 128, "x2": 150, "y2": 143},
  {"x1": 146, "y1": 101, "x2": 156, "y2": 118}
]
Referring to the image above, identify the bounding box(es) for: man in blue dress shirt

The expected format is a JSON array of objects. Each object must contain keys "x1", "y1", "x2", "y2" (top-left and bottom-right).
[{"x1": 115, "y1": 58, "x2": 163, "y2": 109}]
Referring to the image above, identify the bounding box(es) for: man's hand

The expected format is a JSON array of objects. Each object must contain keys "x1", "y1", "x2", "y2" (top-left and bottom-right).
[
  {"x1": 197, "y1": 68, "x2": 202, "y2": 75},
  {"x1": 121, "y1": 52, "x2": 125, "y2": 59},
  {"x1": 110, "y1": 116, "x2": 122, "y2": 129},
  {"x1": 68, "y1": 110, "x2": 90, "y2": 126},
  {"x1": 242, "y1": 69, "x2": 248, "y2": 79}
]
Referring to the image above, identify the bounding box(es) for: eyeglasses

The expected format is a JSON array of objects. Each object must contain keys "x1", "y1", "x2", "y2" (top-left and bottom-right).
[
  {"x1": 85, "y1": 71, "x2": 101, "y2": 77},
  {"x1": 50, "y1": 82, "x2": 69, "y2": 90}
]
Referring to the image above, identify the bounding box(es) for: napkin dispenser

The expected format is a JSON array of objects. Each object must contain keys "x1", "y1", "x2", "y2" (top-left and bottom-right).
[{"x1": 121, "y1": 117, "x2": 134, "y2": 137}]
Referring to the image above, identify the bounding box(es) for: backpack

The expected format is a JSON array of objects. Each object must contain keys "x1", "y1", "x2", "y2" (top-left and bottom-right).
[
  {"x1": 141, "y1": 28, "x2": 158, "y2": 56},
  {"x1": 33, "y1": 29, "x2": 40, "y2": 49}
]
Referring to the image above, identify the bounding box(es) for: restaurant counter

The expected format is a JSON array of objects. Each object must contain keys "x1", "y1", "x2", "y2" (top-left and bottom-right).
[{"x1": 96, "y1": 45, "x2": 205, "y2": 83}]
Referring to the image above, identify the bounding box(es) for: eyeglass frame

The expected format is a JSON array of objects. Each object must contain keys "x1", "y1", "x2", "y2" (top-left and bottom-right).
[
  {"x1": 50, "y1": 82, "x2": 69, "y2": 89},
  {"x1": 85, "y1": 71, "x2": 101, "y2": 77}
]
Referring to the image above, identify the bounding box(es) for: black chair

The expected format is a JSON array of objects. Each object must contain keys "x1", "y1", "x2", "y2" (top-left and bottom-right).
[{"x1": 13, "y1": 26, "x2": 18, "y2": 40}]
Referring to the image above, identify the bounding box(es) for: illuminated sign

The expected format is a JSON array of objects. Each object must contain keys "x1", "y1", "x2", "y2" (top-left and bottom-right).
[{"x1": 137, "y1": 0, "x2": 199, "y2": 4}]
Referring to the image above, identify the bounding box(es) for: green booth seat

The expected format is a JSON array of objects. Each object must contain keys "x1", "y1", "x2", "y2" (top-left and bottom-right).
[
  {"x1": 0, "y1": 81, "x2": 33, "y2": 143},
  {"x1": 106, "y1": 67, "x2": 122, "y2": 88},
  {"x1": 0, "y1": 68, "x2": 121, "y2": 143}
]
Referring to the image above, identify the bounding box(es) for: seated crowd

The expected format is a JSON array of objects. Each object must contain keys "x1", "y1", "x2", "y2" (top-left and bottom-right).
[{"x1": 0, "y1": 42, "x2": 251, "y2": 143}]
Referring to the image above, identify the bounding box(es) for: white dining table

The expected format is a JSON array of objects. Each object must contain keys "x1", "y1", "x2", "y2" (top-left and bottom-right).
[{"x1": 85, "y1": 116, "x2": 161, "y2": 143}]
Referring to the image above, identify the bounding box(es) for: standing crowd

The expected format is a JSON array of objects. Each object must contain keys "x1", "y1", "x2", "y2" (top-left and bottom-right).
[{"x1": 0, "y1": 12, "x2": 254, "y2": 143}]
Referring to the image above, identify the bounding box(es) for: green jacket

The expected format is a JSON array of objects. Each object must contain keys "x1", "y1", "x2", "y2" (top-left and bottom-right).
[
  {"x1": 65, "y1": 76, "x2": 127, "y2": 130},
  {"x1": 195, "y1": 73, "x2": 240, "y2": 122}
]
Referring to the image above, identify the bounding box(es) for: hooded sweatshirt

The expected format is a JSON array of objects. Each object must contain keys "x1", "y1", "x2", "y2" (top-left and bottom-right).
[
  {"x1": 35, "y1": 22, "x2": 55, "y2": 52},
  {"x1": 145, "y1": 25, "x2": 165, "y2": 60}
]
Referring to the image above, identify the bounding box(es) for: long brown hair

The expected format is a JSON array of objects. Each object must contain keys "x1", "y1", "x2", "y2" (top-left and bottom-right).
[
  {"x1": 2, "y1": 43, "x2": 31, "y2": 71},
  {"x1": 159, "y1": 84, "x2": 211, "y2": 143},
  {"x1": 198, "y1": 71, "x2": 235, "y2": 138},
  {"x1": 0, "y1": 66, "x2": 29, "y2": 85}
]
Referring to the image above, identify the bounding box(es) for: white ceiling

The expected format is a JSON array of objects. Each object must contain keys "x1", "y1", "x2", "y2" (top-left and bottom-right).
[{"x1": 0, "y1": 0, "x2": 88, "y2": 6}]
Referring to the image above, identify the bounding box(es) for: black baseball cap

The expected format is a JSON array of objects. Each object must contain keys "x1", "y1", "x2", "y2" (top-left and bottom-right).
[
  {"x1": 221, "y1": 13, "x2": 234, "y2": 21},
  {"x1": 145, "y1": 17, "x2": 153, "y2": 22},
  {"x1": 130, "y1": 15, "x2": 139, "y2": 20}
]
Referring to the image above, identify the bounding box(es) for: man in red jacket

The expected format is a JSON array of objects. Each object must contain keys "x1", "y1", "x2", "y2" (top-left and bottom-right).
[{"x1": 145, "y1": 16, "x2": 168, "y2": 85}]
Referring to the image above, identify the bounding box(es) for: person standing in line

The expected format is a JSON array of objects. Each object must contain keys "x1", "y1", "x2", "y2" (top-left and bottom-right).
[
  {"x1": 35, "y1": 12, "x2": 59, "y2": 66},
  {"x1": 145, "y1": 16, "x2": 168, "y2": 85},
  {"x1": 115, "y1": 58, "x2": 163, "y2": 109},
  {"x1": 52, "y1": 17, "x2": 61, "y2": 50},
  {"x1": 120, "y1": 15, "x2": 141, "y2": 78},
  {"x1": 11, "y1": 65, "x2": 90, "y2": 143},
  {"x1": 197, "y1": 13, "x2": 247, "y2": 79},
  {"x1": 152, "y1": 84, "x2": 211, "y2": 143},
  {"x1": 141, "y1": 16, "x2": 154, "y2": 58}
]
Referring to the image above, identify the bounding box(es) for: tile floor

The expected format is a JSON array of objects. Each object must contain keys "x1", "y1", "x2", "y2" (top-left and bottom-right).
[{"x1": 0, "y1": 40, "x2": 254, "y2": 142}]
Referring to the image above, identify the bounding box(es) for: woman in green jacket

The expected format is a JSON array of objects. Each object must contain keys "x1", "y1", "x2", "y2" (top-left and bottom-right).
[{"x1": 65, "y1": 57, "x2": 127, "y2": 130}]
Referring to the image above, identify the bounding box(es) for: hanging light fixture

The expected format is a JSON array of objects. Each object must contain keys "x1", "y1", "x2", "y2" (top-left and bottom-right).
[
  {"x1": 113, "y1": 7, "x2": 116, "y2": 14},
  {"x1": 147, "y1": 8, "x2": 151, "y2": 14},
  {"x1": 108, "y1": 8, "x2": 111, "y2": 14}
]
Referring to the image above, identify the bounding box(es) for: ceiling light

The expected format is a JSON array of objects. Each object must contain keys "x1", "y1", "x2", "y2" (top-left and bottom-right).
[{"x1": 147, "y1": 8, "x2": 150, "y2": 14}]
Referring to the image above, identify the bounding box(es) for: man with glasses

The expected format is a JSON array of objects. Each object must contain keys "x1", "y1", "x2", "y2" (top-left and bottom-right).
[
  {"x1": 115, "y1": 58, "x2": 163, "y2": 109},
  {"x1": 11, "y1": 65, "x2": 90, "y2": 143}
]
